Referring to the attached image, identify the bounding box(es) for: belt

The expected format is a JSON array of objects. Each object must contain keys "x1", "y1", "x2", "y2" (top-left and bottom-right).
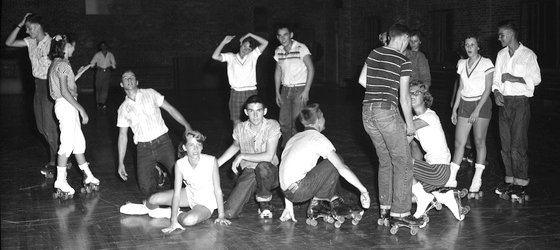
[
  {"x1": 138, "y1": 133, "x2": 168, "y2": 145},
  {"x1": 284, "y1": 181, "x2": 300, "y2": 193},
  {"x1": 363, "y1": 102, "x2": 395, "y2": 110},
  {"x1": 96, "y1": 67, "x2": 111, "y2": 72},
  {"x1": 282, "y1": 84, "x2": 305, "y2": 88}
]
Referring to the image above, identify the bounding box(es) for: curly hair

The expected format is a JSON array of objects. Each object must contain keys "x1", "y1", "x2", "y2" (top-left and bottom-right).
[
  {"x1": 48, "y1": 34, "x2": 75, "y2": 60},
  {"x1": 177, "y1": 130, "x2": 206, "y2": 158},
  {"x1": 410, "y1": 81, "x2": 433, "y2": 109}
]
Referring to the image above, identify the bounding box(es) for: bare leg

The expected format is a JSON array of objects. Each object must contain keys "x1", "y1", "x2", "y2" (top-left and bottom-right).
[
  {"x1": 452, "y1": 117, "x2": 473, "y2": 164},
  {"x1": 146, "y1": 189, "x2": 191, "y2": 209},
  {"x1": 178, "y1": 205, "x2": 212, "y2": 227}
]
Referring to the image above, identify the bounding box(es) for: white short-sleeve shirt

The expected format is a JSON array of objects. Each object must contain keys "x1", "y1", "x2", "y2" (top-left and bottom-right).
[
  {"x1": 414, "y1": 109, "x2": 451, "y2": 165},
  {"x1": 116, "y1": 88, "x2": 168, "y2": 144},
  {"x1": 279, "y1": 129, "x2": 335, "y2": 190},
  {"x1": 177, "y1": 154, "x2": 218, "y2": 212},
  {"x1": 24, "y1": 35, "x2": 52, "y2": 80},
  {"x1": 457, "y1": 57, "x2": 494, "y2": 101},
  {"x1": 221, "y1": 47, "x2": 261, "y2": 91}
]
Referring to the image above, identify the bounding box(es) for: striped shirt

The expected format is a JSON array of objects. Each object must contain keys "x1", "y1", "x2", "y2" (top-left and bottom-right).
[
  {"x1": 24, "y1": 34, "x2": 52, "y2": 80},
  {"x1": 49, "y1": 58, "x2": 78, "y2": 100},
  {"x1": 117, "y1": 89, "x2": 168, "y2": 144},
  {"x1": 363, "y1": 47, "x2": 412, "y2": 106},
  {"x1": 274, "y1": 40, "x2": 311, "y2": 87},
  {"x1": 232, "y1": 118, "x2": 281, "y2": 169}
]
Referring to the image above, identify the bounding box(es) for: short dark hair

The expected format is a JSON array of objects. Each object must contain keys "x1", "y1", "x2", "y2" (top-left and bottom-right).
[
  {"x1": 498, "y1": 20, "x2": 518, "y2": 39},
  {"x1": 388, "y1": 23, "x2": 410, "y2": 40},
  {"x1": 276, "y1": 24, "x2": 293, "y2": 34},
  {"x1": 48, "y1": 34, "x2": 75, "y2": 60},
  {"x1": 97, "y1": 41, "x2": 108, "y2": 50},
  {"x1": 25, "y1": 14, "x2": 46, "y2": 31},
  {"x1": 299, "y1": 103, "x2": 323, "y2": 126},
  {"x1": 464, "y1": 33, "x2": 482, "y2": 51},
  {"x1": 244, "y1": 95, "x2": 266, "y2": 109},
  {"x1": 410, "y1": 81, "x2": 433, "y2": 109},
  {"x1": 241, "y1": 37, "x2": 258, "y2": 50},
  {"x1": 177, "y1": 130, "x2": 206, "y2": 158}
]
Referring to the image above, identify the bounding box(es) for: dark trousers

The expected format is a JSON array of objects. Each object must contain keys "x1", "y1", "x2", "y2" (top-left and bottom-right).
[
  {"x1": 136, "y1": 134, "x2": 175, "y2": 197},
  {"x1": 34, "y1": 78, "x2": 59, "y2": 163},
  {"x1": 499, "y1": 96, "x2": 531, "y2": 186},
  {"x1": 283, "y1": 160, "x2": 339, "y2": 203},
  {"x1": 224, "y1": 162, "x2": 278, "y2": 218},
  {"x1": 94, "y1": 69, "x2": 111, "y2": 104}
]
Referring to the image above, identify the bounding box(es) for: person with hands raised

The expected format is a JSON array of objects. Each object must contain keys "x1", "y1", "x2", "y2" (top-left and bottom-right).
[
  {"x1": 212, "y1": 33, "x2": 268, "y2": 128},
  {"x1": 216, "y1": 95, "x2": 281, "y2": 220},
  {"x1": 279, "y1": 104, "x2": 370, "y2": 223}
]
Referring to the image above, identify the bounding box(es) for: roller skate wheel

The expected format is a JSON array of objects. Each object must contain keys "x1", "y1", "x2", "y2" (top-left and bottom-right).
[
  {"x1": 384, "y1": 219, "x2": 390, "y2": 227},
  {"x1": 390, "y1": 226, "x2": 398, "y2": 234},
  {"x1": 500, "y1": 193, "x2": 510, "y2": 200},
  {"x1": 435, "y1": 202, "x2": 442, "y2": 210},
  {"x1": 352, "y1": 219, "x2": 359, "y2": 226},
  {"x1": 460, "y1": 188, "x2": 468, "y2": 198},
  {"x1": 338, "y1": 216, "x2": 346, "y2": 223},
  {"x1": 377, "y1": 218, "x2": 384, "y2": 226},
  {"x1": 461, "y1": 205, "x2": 471, "y2": 215},
  {"x1": 354, "y1": 213, "x2": 362, "y2": 221},
  {"x1": 334, "y1": 221, "x2": 342, "y2": 228},
  {"x1": 93, "y1": 185, "x2": 100, "y2": 191},
  {"x1": 422, "y1": 215, "x2": 430, "y2": 223},
  {"x1": 524, "y1": 195, "x2": 530, "y2": 201},
  {"x1": 52, "y1": 193, "x2": 58, "y2": 199},
  {"x1": 479, "y1": 191, "x2": 484, "y2": 198},
  {"x1": 326, "y1": 216, "x2": 335, "y2": 223},
  {"x1": 322, "y1": 216, "x2": 329, "y2": 222},
  {"x1": 306, "y1": 218, "x2": 318, "y2": 226},
  {"x1": 410, "y1": 227, "x2": 418, "y2": 235},
  {"x1": 81, "y1": 187, "x2": 86, "y2": 194}
]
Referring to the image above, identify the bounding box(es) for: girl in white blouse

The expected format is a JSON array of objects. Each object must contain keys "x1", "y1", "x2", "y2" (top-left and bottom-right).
[{"x1": 451, "y1": 35, "x2": 494, "y2": 199}]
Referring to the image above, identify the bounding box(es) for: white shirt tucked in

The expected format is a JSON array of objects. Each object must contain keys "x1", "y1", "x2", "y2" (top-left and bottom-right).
[
  {"x1": 274, "y1": 40, "x2": 311, "y2": 87},
  {"x1": 90, "y1": 51, "x2": 116, "y2": 69},
  {"x1": 221, "y1": 47, "x2": 261, "y2": 91},
  {"x1": 457, "y1": 57, "x2": 494, "y2": 101}
]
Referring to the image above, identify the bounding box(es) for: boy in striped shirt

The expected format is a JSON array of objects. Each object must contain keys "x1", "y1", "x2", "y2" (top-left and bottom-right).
[{"x1": 358, "y1": 23, "x2": 421, "y2": 230}]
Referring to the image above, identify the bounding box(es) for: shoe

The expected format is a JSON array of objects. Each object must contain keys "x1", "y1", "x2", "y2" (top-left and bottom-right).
[
  {"x1": 510, "y1": 185, "x2": 529, "y2": 203},
  {"x1": 120, "y1": 202, "x2": 149, "y2": 215},
  {"x1": 495, "y1": 182, "x2": 513, "y2": 195},
  {"x1": 330, "y1": 196, "x2": 352, "y2": 216},
  {"x1": 258, "y1": 202, "x2": 273, "y2": 219},
  {"x1": 157, "y1": 168, "x2": 167, "y2": 187},
  {"x1": 148, "y1": 207, "x2": 172, "y2": 218}
]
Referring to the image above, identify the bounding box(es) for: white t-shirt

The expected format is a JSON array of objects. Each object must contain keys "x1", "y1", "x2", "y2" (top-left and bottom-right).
[
  {"x1": 279, "y1": 129, "x2": 335, "y2": 190},
  {"x1": 177, "y1": 154, "x2": 218, "y2": 212},
  {"x1": 221, "y1": 47, "x2": 261, "y2": 91},
  {"x1": 457, "y1": 57, "x2": 494, "y2": 101},
  {"x1": 413, "y1": 109, "x2": 451, "y2": 164}
]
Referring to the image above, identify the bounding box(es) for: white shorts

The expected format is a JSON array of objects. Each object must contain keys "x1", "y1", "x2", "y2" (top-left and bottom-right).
[{"x1": 54, "y1": 98, "x2": 86, "y2": 157}]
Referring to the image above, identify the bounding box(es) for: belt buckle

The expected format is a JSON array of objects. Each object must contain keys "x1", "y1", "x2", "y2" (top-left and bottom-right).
[{"x1": 288, "y1": 182, "x2": 299, "y2": 193}]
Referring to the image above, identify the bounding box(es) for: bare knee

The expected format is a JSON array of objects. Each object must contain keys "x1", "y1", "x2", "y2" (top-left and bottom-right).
[
  {"x1": 180, "y1": 213, "x2": 200, "y2": 227},
  {"x1": 473, "y1": 137, "x2": 486, "y2": 150}
]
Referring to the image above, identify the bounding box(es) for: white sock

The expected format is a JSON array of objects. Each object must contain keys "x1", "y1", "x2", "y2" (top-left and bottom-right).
[
  {"x1": 445, "y1": 162, "x2": 460, "y2": 187},
  {"x1": 79, "y1": 162, "x2": 93, "y2": 178},
  {"x1": 56, "y1": 166, "x2": 67, "y2": 182}
]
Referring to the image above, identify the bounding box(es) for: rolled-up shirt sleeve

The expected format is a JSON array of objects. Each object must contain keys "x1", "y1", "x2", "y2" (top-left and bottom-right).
[
  {"x1": 492, "y1": 55, "x2": 504, "y2": 93},
  {"x1": 523, "y1": 53, "x2": 541, "y2": 91}
]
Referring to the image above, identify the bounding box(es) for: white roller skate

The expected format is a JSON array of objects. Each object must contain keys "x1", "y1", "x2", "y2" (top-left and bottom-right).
[
  {"x1": 412, "y1": 182, "x2": 437, "y2": 227},
  {"x1": 467, "y1": 164, "x2": 485, "y2": 199},
  {"x1": 258, "y1": 202, "x2": 274, "y2": 219},
  {"x1": 79, "y1": 162, "x2": 100, "y2": 194},
  {"x1": 432, "y1": 188, "x2": 470, "y2": 221},
  {"x1": 53, "y1": 166, "x2": 75, "y2": 200}
]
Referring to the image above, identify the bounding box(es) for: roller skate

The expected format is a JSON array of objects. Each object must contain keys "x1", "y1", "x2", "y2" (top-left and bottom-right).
[
  {"x1": 330, "y1": 196, "x2": 364, "y2": 228},
  {"x1": 432, "y1": 187, "x2": 470, "y2": 221},
  {"x1": 495, "y1": 182, "x2": 513, "y2": 200},
  {"x1": 389, "y1": 215, "x2": 422, "y2": 235},
  {"x1": 257, "y1": 202, "x2": 274, "y2": 219},
  {"x1": 81, "y1": 175, "x2": 100, "y2": 194},
  {"x1": 412, "y1": 182, "x2": 438, "y2": 227},
  {"x1": 467, "y1": 164, "x2": 485, "y2": 199},
  {"x1": 510, "y1": 185, "x2": 529, "y2": 204},
  {"x1": 306, "y1": 198, "x2": 334, "y2": 226},
  {"x1": 53, "y1": 180, "x2": 75, "y2": 200},
  {"x1": 377, "y1": 208, "x2": 391, "y2": 227}
]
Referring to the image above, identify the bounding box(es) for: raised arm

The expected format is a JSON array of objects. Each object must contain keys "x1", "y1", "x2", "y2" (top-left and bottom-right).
[
  {"x1": 211, "y1": 35, "x2": 235, "y2": 62},
  {"x1": 240, "y1": 33, "x2": 269, "y2": 52},
  {"x1": 160, "y1": 100, "x2": 192, "y2": 131},
  {"x1": 5, "y1": 13, "x2": 31, "y2": 47}
]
